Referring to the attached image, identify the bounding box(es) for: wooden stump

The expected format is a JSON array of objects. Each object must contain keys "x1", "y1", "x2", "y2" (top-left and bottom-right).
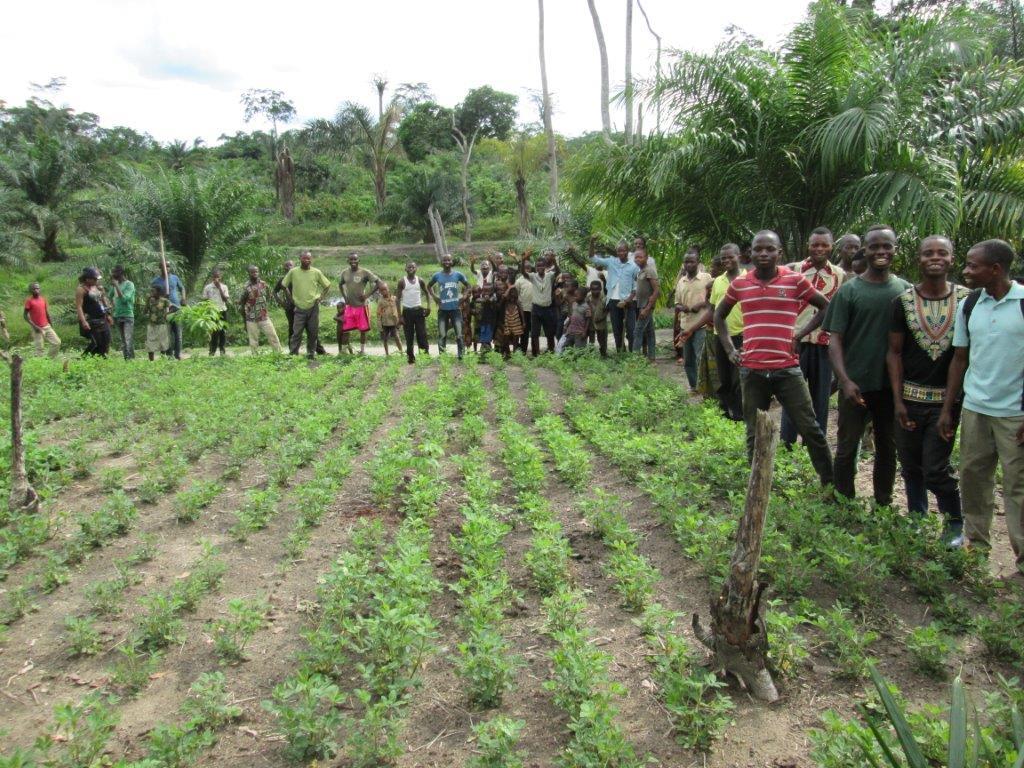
[
  {"x1": 693, "y1": 409, "x2": 779, "y2": 702},
  {"x1": 8, "y1": 354, "x2": 39, "y2": 516}
]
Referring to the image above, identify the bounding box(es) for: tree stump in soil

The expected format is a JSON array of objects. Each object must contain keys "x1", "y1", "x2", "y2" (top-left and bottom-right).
[
  {"x1": 8, "y1": 354, "x2": 40, "y2": 516},
  {"x1": 693, "y1": 408, "x2": 779, "y2": 703}
]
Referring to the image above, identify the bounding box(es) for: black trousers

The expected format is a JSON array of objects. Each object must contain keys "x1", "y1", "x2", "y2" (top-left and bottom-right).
[
  {"x1": 588, "y1": 327, "x2": 609, "y2": 356},
  {"x1": 286, "y1": 304, "x2": 326, "y2": 355},
  {"x1": 896, "y1": 400, "x2": 962, "y2": 522},
  {"x1": 607, "y1": 300, "x2": 636, "y2": 352},
  {"x1": 715, "y1": 333, "x2": 744, "y2": 421},
  {"x1": 402, "y1": 307, "x2": 429, "y2": 362},
  {"x1": 531, "y1": 305, "x2": 556, "y2": 355},
  {"x1": 82, "y1": 317, "x2": 110, "y2": 357},
  {"x1": 209, "y1": 310, "x2": 227, "y2": 354},
  {"x1": 835, "y1": 388, "x2": 897, "y2": 505},
  {"x1": 519, "y1": 310, "x2": 532, "y2": 353}
]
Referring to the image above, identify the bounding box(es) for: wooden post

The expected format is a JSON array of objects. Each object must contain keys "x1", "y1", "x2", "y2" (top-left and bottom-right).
[
  {"x1": 693, "y1": 409, "x2": 779, "y2": 702},
  {"x1": 8, "y1": 354, "x2": 39, "y2": 516}
]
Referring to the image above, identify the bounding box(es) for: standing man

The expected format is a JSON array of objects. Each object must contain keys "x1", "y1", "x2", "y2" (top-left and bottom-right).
[
  {"x1": 107, "y1": 265, "x2": 136, "y2": 360},
  {"x1": 282, "y1": 250, "x2": 331, "y2": 359},
  {"x1": 887, "y1": 236, "x2": 969, "y2": 543},
  {"x1": 276, "y1": 257, "x2": 325, "y2": 355},
  {"x1": 824, "y1": 226, "x2": 911, "y2": 506},
  {"x1": 584, "y1": 238, "x2": 639, "y2": 353},
  {"x1": 632, "y1": 250, "x2": 660, "y2": 361},
  {"x1": 692, "y1": 244, "x2": 745, "y2": 421},
  {"x1": 673, "y1": 250, "x2": 713, "y2": 389},
  {"x1": 152, "y1": 265, "x2": 186, "y2": 359},
  {"x1": 780, "y1": 228, "x2": 845, "y2": 448},
  {"x1": 23, "y1": 282, "x2": 61, "y2": 357},
  {"x1": 524, "y1": 255, "x2": 559, "y2": 355},
  {"x1": 714, "y1": 231, "x2": 833, "y2": 486},
  {"x1": 428, "y1": 254, "x2": 470, "y2": 359},
  {"x1": 339, "y1": 253, "x2": 385, "y2": 355},
  {"x1": 834, "y1": 233, "x2": 861, "y2": 276},
  {"x1": 514, "y1": 260, "x2": 535, "y2": 354},
  {"x1": 203, "y1": 268, "x2": 230, "y2": 356},
  {"x1": 239, "y1": 265, "x2": 282, "y2": 353},
  {"x1": 940, "y1": 239, "x2": 1024, "y2": 574},
  {"x1": 396, "y1": 261, "x2": 431, "y2": 364},
  {"x1": 77, "y1": 267, "x2": 111, "y2": 357}
]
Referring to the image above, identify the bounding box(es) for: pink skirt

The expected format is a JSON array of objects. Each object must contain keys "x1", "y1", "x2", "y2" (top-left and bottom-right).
[{"x1": 342, "y1": 305, "x2": 370, "y2": 332}]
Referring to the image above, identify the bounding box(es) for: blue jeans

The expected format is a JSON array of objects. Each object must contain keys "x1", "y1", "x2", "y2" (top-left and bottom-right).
[
  {"x1": 780, "y1": 343, "x2": 832, "y2": 446},
  {"x1": 682, "y1": 327, "x2": 705, "y2": 388},
  {"x1": 114, "y1": 318, "x2": 135, "y2": 360},
  {"x1": 438, "y1": 309, "x2": 464, "y2": 358},
  {"x1": 633, "y1": 313, "x2": 656, "y2": 360}
]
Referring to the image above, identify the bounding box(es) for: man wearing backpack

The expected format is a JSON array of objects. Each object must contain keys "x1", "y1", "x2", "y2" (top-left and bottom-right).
[{"x1": 940, "y1": 239, "x2": 1024, "y2": 576}]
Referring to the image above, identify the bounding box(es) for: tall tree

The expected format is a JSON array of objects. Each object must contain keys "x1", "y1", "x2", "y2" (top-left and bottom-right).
[
  {"x1": 338, "y1": 99, "x2": 402, "y2": 213},
  {"x1": 586, "y1": 0, "x2": 613, "y2": 141},
  {"x1": 539, "y1": 0, "x2": 561, "y2": 210},
  {"x1": 505, "y1": 131, "x2": 548, "y2": 235},
  {"x1": 240, "y1": 88, "x2": 296, "y2": 159},
  {"x1": 397, "y1": 102, "x2": 456, "y2": 162},
  {"x1": 636, "y1": 0, "x2": 663, "y2": 133},
  {"x1": 624, "y1": 0, "x2": 634, "y2": 144},
  {"x1": 372, "y1": 75, "x2": 388, "y2": 119},
  {"x1": 451, "y1": 86, "x2": 518, "y2": 241}
]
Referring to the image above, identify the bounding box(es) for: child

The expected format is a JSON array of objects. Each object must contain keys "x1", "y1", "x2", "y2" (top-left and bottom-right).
[
  {"x1": 334, "y1": 300, "x2": 350, "y2": 354},
  {"x1": 586, "y1": 280, "x2": 609, "y2": 357},
  {"x1": 376, "y1": 286, "x2": 403, "y2": 357},
  {"x1": 477, "y1": 284, "x2": 497, "y2": 354},
  {"x1": 564, "y1": 286, "x2": 592, "y2": 349},
  {"x1": 461, "y1": 289, "x2": 477, "y2": 353},
  {"x1": 143, "y1": 285, "x2": 171, "y2": 361}
]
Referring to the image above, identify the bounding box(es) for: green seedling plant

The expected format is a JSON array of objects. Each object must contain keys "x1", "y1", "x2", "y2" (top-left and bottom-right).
[
  {"x1": 764, "y1": 601, "x2": 810, "y2": 680},
  {"x1": 173, "y1": 480, "x2": 223, "y2": 523},
  {"x1": 263, "y1": 672, "x2": 345, "y2": 761},
  {"x1": 207, "y1": 597, "x2": 268, "y2": 663},
  {"x1": 180, "y1": 671, "x2": 242, "y2": 731},
  {"x1": 468, "y1": 716, "x2": 527, "y2": 768},
  {"x1": 144, "y1": 723, "x2": 216, "y2": 768},
  {"x1": 906, "y1": 623, "x2": 956, "y2": 678},
  {"x1": 133, "y1": 592, "x2": 185, "y2": 651},
  {"x1": 41, "y1": 553, "x2": 70, "y2": 593},
  {"x1": 109, "y1": 643, "x2": 163, "y2": 696},
  {"x1": 604, "y1": 539, "x2": 657, "y2": 612},
  {"x1": 814, "y1": 603, "x2": 879, "y2": 680},
  {"x1": 64, "y1": 615, "x2": 102, "y2": 657},
  {"x1": 98, "y1": 466, "x2": 125, "y2": 492},
  {"x1": 84, "y1": 577, "x2": 124, "y2": 617},
  {"x1": 43, "y1": 692, "x2": 120, "y2": 768},
  {"x1": 231, "y1": 487, "x2": 281, "y2": 540}
]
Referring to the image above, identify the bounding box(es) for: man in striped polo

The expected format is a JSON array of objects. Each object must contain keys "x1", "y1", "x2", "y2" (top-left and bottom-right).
[{"x1": 714, "y1": 230, "x2": 834, "y2": 486}]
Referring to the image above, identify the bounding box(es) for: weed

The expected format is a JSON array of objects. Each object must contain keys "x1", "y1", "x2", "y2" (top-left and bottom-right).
[
  {"x1": 604, "y1": 540, "x2": 657, "y2": 612},
  {"x1": 906, "y1": 623, "x2": 955, "y2": 678},
  {"x1": 64, "y1": 616, "x2": 103, "y2": 657},
  {"x1": 98, "y1": 467, "x2": 126, "y2": 492},
  {"x1": 765, "y1": 602, "x2": 810, "y2": 679},
  {"x1": 145, "y1": 723, "x2": 216, "y2": 767},
  {"x1": 231, "y1": 487, "x2": 280, "y2": 540},
  {"x1": 133, "y1": 593, "x2": 185, "y2": 651},
  {"x1": 41, "y1": 553, "x2": 70, "y2": 593},
  {"x1": 173, "y1": 481, "x2": 223, "y2": 523},
  {"x1": 975, "y1": 600, "x2": 1024, "y2": 663},
  {"x1": 46, "y1": 692, "x2": 120, "y2": 768}
]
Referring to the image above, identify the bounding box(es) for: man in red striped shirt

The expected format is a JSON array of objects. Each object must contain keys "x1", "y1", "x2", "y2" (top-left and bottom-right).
[{"x1": 714, "y1": 230, "x2": 834, "y2": 486}]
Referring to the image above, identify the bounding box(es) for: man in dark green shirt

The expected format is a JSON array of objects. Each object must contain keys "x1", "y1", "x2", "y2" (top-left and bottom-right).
[{"x1": 824, "y1": 226, "x2": 911, "y2": 505}]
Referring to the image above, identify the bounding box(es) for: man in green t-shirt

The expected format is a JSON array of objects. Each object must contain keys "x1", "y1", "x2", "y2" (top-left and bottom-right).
[
  {"x1": 281, "y1": 250, "x2": 331, "y2": 359},
  {"x1": 824, "y1": 226, "x2": 911, "y2": 505},
  {"x1": 107, "y1": 265, "x2": 136, "y2": 360}
]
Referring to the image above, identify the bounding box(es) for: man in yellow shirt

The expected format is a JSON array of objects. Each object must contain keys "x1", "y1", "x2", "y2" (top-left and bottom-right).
[
  {"x1": 281, "y1": 250, "x2": 331, "y2": 359},
  {"x1": 691, "y1": 244, "x2": 745, "y2": 420},
  {"x1": 672, "y1": 248, "x2": 713, "y2": 389}
]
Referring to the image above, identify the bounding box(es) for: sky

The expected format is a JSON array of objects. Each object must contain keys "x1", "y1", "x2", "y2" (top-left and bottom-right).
[{"x1": 0, "y1": 0, "x2": 813, "y2": 145}]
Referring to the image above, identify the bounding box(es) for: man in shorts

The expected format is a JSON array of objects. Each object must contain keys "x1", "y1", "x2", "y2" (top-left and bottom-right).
[{"x1": 338, "y1": 252, "x2": 385, "y2": 354}]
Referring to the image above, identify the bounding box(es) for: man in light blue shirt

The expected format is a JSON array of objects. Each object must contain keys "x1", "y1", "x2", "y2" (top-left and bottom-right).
[
  {"x1": 428, "y1": 254, "x2": 470, "y2": 359},
  {"x1": 940, "y1": 239, "x2": 1024, "y2": 574},
  {"x1": 585, "y1": 239, "x2": 639, "y2": 353},
  {"x1": 151, "y1": 267, "x2": 186, "y2": 359}
]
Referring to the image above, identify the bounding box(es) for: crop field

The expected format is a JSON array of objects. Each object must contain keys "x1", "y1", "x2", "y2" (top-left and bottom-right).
[{"x1": 0, "y1": 354, "x2": 1021, "y2": 768}]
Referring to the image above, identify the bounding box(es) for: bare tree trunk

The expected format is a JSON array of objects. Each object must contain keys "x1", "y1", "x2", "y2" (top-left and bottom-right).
[
  {"x1": 636, "y1": 0, "x2": 662, "y2": 133},
  {"x1": 275, "y1": 147, "x2": 296, "y2": 221},
  {"x1": 8, "y1": 355, "x2": 39, "y2": 516},
  {"x1": 693, "y1": 409, "x2": 780, "y2": 703},
  {"x1": 586, "y1": 0, "x2": 613, "y2": 141},
  {"x1": 428, "y1": 203, "x2": 448, "y2": 263},
  {"x1": 624, "y1": 0, "x2": 634, "y2": 144},
  {"x1": 373, "y1": 161, "x2": 387, "y2": 214},
  {"x1": 452, "y1": 125, "x2": 479, "y2": 243},
  {"x1": 515, "y1": 172, "x2": 529, "y2": 236},
  {"x1": 636, "y1": 101, "x2": 643, "y2": 142},
  {"x1": 538, "y1": 0, "x2": 560, "y2": 213}
]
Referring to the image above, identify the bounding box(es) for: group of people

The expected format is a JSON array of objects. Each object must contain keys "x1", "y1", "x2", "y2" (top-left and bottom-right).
[{"x1": 673, "y1": 226, "x2": 1022, "y2": 575}]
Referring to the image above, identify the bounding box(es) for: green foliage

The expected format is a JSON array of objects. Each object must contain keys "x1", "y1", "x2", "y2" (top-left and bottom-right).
[
  {"x1": 975, "y1": 598, "x2": 1024, "y2": 663},
  {"x1": 814, "y1": 603, "x2": 878, "y2": 680},
  {"x1": 765, "y1": 602, "x2": 810, "y2": 679},
  {"x1": 468, "y1": 717, "x2": 527, "y2": 768},
  {"x1": 45, "y1": 692, "x2": 120, "y2": 768},
  {"x1": 906, "y1": 623, "x2": 956, "y2": 678},
  {"x1": 173, "y1": 480, "x2": 222, "y2": 523},
  {"x1": 207, "y1": 598, "x2": 268, "y2": 663},
  {"x1": 262, "y1": 673, "x2": 344, "y2": 761},
  {"x1": 109, "y1": 644, "x2": 163, "y2": 697},
  {"x1": 180, "y1": 672, "x2": 242, "y2": 731},
  {"x1": 63, "y1": 616, "x2": 102, "y2": 657}
]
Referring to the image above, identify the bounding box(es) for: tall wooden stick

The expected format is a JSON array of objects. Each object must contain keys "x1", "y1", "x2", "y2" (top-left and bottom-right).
[
  {"x1": 158, "y1": 220, "x2": 169, "y2": 286},
  {"x1": 8, "y1": 354, "x2": 39, "y2": 516},
  {"x1": 693, "y1": 409, "x2": 779, "y2": 702}
]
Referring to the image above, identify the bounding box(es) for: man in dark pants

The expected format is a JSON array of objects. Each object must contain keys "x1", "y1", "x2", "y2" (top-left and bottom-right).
[
  {"x1": 396, "y1": 261, "x2": 431, "y2": 364},
  {"x1": 583, "y1": 239, "x2": 639, "y2": 353},
  {"x1": 692, "y1": 244, "x2": 745, "y2": 420},
  {"x1": 275, "y1": 256, "x2": 326, "y2": 356},
  {"x1": 887, "y1": 235, "x2": 969, "y2": 544},
  {"x1": 781, "y1": 227, "x2": 845, "y2": 447},
  {"x1": 715, "y1": 231, "x2": 834, "y2": 486},
  {"x1": 824, "y1": 226, "x2": 911, "y2": 505},
  {"x1": 524, "y1": 256, "x2": 558, "y2": 355},
  {"x1": 514, "y1": 262, "x2": 534, "y2": 354},
  {"x1": 281, "y1": 251, "x2": 331, "y2": 359}
]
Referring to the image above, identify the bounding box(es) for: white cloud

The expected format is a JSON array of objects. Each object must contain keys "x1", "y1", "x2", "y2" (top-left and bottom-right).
[{"x1": 0, "y1": 0, "x2": 812, "y2": 144}]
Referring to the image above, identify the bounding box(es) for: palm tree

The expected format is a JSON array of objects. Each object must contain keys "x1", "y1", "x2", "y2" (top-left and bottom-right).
[
  {"x1": 586, "y1": 0, "x2": 613, "y2": 141},
  {"x1": 569, "y1": 1, "x2": 1024, "y2": 256},
  {"x1": 505, "y1": 131, "x2": 548, "y2": 236},
  {"x1": 337, "y1": 101, "x2": 402, "y2": 214},
  {"x1": 0, "y1": 131, "x2": 87, "y2": 262},
  {"x1": 538, "y1": 0, "x2": 560, "y2": 211}
]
